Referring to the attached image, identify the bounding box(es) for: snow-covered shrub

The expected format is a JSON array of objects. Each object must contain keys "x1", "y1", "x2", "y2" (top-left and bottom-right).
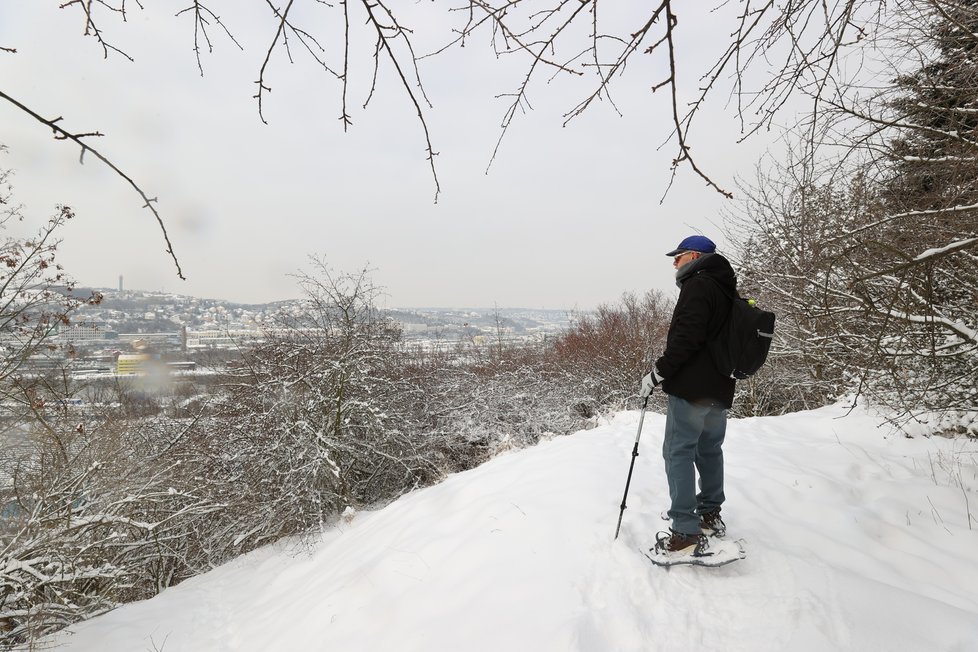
[
  {"x1": 423, "y1": 343, "x2": 591, "y2": 460},
  {"x1": 183, "y1": 264, "x2": 591, "y2": 560},
  {"x1": 0, "y1": 409, "x2": 223, "y2": 648},
  {"x1": 548, "y1": 290, "x2": 671, "y2": 411}
]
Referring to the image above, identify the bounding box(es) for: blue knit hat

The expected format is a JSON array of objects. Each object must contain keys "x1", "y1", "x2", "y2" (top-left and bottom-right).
[{"x1": 665, "y1": 235, "x2": 716, "y2": 257}]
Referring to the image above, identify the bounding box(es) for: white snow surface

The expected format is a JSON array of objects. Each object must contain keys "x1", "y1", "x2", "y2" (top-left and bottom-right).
[{"x1": 47, "y1": 404, "x2": 978, "y2": 652}]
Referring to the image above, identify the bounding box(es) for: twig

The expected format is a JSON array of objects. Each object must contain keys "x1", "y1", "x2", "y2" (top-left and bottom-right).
[{"x1": 175, "y1": 2, "x2": 244, "y2": 76}]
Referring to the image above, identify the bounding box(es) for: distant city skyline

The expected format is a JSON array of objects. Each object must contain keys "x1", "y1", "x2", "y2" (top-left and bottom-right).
[{"x1": 74, "y1": 283, "x2": 585, "y2": 311}]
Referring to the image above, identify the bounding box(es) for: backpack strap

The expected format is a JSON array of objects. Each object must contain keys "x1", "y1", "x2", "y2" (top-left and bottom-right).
[{"x1": 694, "y1": 273, "x2": 738, "y2": 346}]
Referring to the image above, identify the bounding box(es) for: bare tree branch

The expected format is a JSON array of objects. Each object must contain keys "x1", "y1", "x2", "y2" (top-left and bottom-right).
[
  {"x1": 0, "y1": 90, "x2": 185, "y2": 280},
  {"x1": 360, "y1": 0, "x2": 441, "y2": 202}
]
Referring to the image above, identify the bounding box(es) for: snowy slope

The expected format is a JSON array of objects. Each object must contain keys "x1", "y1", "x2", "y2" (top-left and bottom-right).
[{"x1": 47, "y1": 404, "x2": 978, "y2": 652}]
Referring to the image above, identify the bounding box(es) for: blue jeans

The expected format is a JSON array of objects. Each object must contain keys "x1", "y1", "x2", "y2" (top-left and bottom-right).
[{"x1": 662, "y1": 394, "x2": 727, "y2": 534}]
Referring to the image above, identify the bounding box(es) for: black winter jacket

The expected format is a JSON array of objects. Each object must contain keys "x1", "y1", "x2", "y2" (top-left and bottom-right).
[{"x1": 655, "y1": 253, "x2": 737, "y2": 408}]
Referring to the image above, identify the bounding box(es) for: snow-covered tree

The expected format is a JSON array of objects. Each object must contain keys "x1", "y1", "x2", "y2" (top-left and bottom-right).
[
  {"x1": 826, "y1": 0, "x2": 978, "y2": 419},
  {"x1": 731, "y1": 58, "x2": 978, "y2": 424},
  {"x1": 725, "y1": 152, "x2": 879, "y2": 414}
]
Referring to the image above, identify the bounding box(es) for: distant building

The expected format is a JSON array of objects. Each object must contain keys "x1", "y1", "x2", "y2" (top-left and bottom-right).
[
  {"x1": 111, "y1": 353, "x2": 195, "y2": 377},
  {"x1": 400, "y1": 322, "x2": 430, "y2": 334},
  {"x1": 118, "y1": 332, "x2": 183, "y2": 350},
  {"x1": 186, "y1": 329, "x2": 265, "y2": 349},
  {"x1": 58, "y1": 323, "x2": 105, "y2": 344},
  {"x1": 117, "y1": 353, "x2": 161, "y2": 375}
]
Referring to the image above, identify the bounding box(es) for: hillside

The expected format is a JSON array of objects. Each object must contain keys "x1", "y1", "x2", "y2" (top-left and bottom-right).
[{"x1": 47, "y1": 404, "x2": 978, "y2": 652}]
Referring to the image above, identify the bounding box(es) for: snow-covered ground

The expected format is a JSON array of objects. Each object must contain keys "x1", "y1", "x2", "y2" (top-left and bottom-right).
[{"x1": 47, "y1": 404, "x2": 978, "y2": 652}]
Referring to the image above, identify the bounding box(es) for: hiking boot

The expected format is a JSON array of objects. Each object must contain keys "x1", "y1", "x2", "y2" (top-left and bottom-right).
[
  {"x1": 699, "y1": 509, "x2": 726, "y2": 538},
  {"x1": 654, "y1": 529, "x2": 708, "y2": 555}
]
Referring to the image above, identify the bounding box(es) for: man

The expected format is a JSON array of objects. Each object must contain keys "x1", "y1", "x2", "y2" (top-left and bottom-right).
[{"x1": 640, "y1": 234, "x2": 737, "y2": 555}]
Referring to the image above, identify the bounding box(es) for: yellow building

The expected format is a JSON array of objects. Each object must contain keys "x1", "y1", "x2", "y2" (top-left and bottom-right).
[{"x1": 116, "y1": 353, "x2": 161, "y2": 375}]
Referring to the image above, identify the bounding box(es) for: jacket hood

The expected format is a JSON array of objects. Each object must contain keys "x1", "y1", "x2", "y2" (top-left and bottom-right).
[{"x1": 675, "y1": 252, "x2": 737, "y2": 291}]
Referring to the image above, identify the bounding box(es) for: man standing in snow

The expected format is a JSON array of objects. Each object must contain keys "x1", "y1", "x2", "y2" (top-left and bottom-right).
[{"x1": 640, "y1": 235, "x2": 736, "y2": 555}]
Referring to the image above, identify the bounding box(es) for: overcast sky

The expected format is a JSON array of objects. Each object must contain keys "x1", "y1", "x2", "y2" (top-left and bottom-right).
[{"x1": 1, "y1": 2, "x2": 789, "y2": 309}]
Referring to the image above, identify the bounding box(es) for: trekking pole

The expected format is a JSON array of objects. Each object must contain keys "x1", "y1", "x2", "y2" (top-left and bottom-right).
[{"x1": 614, "y1": 394, "x2": 650, "y2": 540}]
